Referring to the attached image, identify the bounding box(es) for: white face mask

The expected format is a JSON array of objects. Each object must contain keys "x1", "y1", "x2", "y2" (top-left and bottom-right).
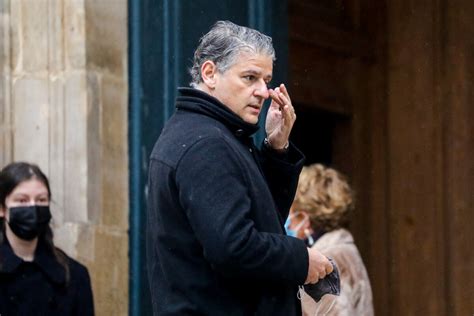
[{"x1": 284, "y1": 212, "x2": 309, "y2": 238}]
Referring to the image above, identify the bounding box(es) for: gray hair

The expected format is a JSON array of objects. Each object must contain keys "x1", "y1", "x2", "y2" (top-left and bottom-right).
[{"x1": 189, "y1": 20, "x2": 276, "y2": 87}]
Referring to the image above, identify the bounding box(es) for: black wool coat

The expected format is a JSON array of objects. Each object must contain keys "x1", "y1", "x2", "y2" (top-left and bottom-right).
[
  {"x1": 0, "y1": 238, "x2": 94, "y2": 315},
  {"x1": 146, "y1": 88, "x2": 308, "y2": 315}
]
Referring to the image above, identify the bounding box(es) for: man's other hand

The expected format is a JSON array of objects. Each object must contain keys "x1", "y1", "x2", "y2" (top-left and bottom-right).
[{"x1": 305, "y1": 247, "x2": 334, "y2": 284}]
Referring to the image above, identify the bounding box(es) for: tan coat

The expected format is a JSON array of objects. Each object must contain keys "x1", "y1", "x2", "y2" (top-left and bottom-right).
[{"x1": 301, "y1": 229, "x2": 374, "y2": 316}]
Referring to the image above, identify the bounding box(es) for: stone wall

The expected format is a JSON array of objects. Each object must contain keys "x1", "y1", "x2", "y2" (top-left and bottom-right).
[{"x1": 0, "y1": 0, "x2": 129, "y2": 314}]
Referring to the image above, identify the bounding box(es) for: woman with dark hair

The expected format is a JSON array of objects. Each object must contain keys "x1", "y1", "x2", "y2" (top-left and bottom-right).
[
  {"x1": 287, "y1": 164, "x2": 374, "y2": 316},
  {"x1": 0, "y1": 162, "x2": 94, "y2": 315}
]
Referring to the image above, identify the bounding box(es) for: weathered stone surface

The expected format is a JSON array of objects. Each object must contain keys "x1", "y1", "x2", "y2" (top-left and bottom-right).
[
  {"x1": 64, "y1": 71, "x2": 88, "y2": 223},
  {"x1": 2, "y1": 1, "x2": 129, "y2": 315},
  {"x1": 86, "y1": 71, "x2": 102, "y2": 224},
  {"x1": 20, "y1": 0, "x2": 48, "y2": 72},
  {"x1": 9, "y1": 0, "x2": 21, "y2": 72},
  {"x1": 65, "y1": 0, "x2": 86, "y2": 69},
  {"x1": 54, "y1": 222, "x2": 95, "y2": 267},
  {"x1": 54, "y1": 221, "x2": 80, "y2": 258},
  {"x1": 101, "y1": 74, "x2": 128, "y2": 229},
  {"x1": 90, "y1": 227, "x2": 129, "y2": 316},
  {"x1": 48, "y1": 0, "x2": 66, "y2": 73},
  {"x1": 48, "y1": 76, "x2": 66, "y2": 224},
  {"x1": 12, "y1": 77, "x2": 49, "y2": 172},
  {"x1": 0, "y1": 0, "x2": 12, "y2": 167},
  {"x1": 85, "y1": 0, "x2": 127, "y2": 75},
  {"x1": 76, "y1": 222, "x2": 95, "y2": 262}
]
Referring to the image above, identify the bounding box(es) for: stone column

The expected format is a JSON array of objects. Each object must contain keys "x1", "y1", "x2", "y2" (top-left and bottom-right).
[
  {"x1": 0, "y1": 0, "x2": 129, "y2": 314},
  {"x1": 0, "y1": 0, "x2": 12, "y2": 166}
]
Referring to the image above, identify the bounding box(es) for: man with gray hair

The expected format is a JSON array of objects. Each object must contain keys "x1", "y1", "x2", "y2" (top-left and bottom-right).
[{"x1": 146, "y1": 20, "x2": 333, "y2": 315}]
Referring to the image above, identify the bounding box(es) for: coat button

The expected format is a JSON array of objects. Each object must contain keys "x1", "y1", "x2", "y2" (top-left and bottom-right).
[
  {"x1": 235, "y1": 129, "x2": 244, "y2": 136},
  {"x1": 249, "y1": 148, "x2": 253, "y2": 153}
]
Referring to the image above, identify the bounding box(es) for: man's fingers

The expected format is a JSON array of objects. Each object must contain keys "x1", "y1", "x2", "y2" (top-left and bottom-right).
[
  {"x1": 270, "y1": 90, "x2": 284, "y2": 107},
  {"x1": 326, "y1": 262, "x2": 334, "y2": 274},
  {"x1": 279, "y1": 83, "x2": 292, "y2": 104},
  {"x1": 282, "y1": 105, "x2": 296, "y2": 127}
]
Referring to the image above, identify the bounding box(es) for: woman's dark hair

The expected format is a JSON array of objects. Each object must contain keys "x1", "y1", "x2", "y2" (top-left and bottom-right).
[
  {"x1": 0, "y1": 162, "x2": 70, "y2": 282},
  {"x1": 0, "y1": 162, "x2": 51, "y2": 208}
]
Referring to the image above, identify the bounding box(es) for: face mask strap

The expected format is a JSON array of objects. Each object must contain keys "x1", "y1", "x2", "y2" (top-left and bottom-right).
[
  {"x1": 288, "y1": 211, "x2": 309, "y2": 234},
  {"x1": 297, "y1": 286, "x2": 338, "y2": 316},
  {"x1": 297, "y1": 285, "x2": 305, "y2": 300},
  {"x1": 314, "y1": 295, "x2": 337, "y2": 316},
  {"x1": 305, "y1": 229, "x2": 315, "y2": 246}
]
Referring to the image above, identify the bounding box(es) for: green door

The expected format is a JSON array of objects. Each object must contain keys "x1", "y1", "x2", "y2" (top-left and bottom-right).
[{"x1": 129, "y1": 1, "x2": 288, "y2": 314}]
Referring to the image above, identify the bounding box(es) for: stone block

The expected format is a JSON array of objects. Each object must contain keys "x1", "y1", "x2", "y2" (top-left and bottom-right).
[
  {"x1": 76, "y1": 221, "x2": 95, "y2": 262},
  {"x1": 0, "y1": 1, "x2": 9, "y2": 60},
  {"x1": 101, "y1": 75, "x2": 128, "y2": 228},
  {"x1": 49, "y1": 76, "x2": 66, "y2": 224},
  {"x1": 9, "y1": 0, "x2": 21, "y2": 72},
  {"x1": 0, "y1": 3, "x2": 12, "y2": 166},
  {"x1": 64, "y1": 0, "x2": 86, "y2": 69},
  {"x1": 12, "y1": 77, "x2": 49, "y2": 172},
  {"x1": 20, "y1": 0, "x2": 49, "y2": 72},
  {"x1": 89, "y1": 227, "x2": 128, "y2": 316},
  {"x1": 0, "y1": 0, "x2": 8, "y2": 13},
  {"x1": 48, "y1": 0, "x2": 65, "y2": 73},
  {"x1": 53, "y1": 221, "x2": 94, "y2": 262},
  {"x1": 64, "y1": 71, "x2": 88, "y2": 222},
  {"x1": 53, "y1": 221, "x2": 79, "y2": 258},
  {"x1": 85, "y1": 0, "x2": 127, "y2": 75},
  {"x1": 86, "y1": 71, "x2": 102, "y2": 224}
]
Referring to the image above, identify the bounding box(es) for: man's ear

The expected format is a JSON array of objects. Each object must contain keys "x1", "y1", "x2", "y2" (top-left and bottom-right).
[
  {"x1": 0, "y1": 206, "x2": 5, "y2": 218},
  {"x1": 200, "y1": 60, "x2": 218, "y2": 89}
]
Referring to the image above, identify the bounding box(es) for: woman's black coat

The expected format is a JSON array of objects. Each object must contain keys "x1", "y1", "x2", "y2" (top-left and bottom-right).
[
  {"x1": 146, "y1": 88, "x2": 308, "y2": 315},
  {"x1": 0, "y1": 238, "x2": 94, "y2": 315}
]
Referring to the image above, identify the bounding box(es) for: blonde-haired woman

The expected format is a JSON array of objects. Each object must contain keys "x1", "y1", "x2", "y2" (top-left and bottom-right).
[{"x1": 287, "y1": 164, "x2": 374, "y2": 316}]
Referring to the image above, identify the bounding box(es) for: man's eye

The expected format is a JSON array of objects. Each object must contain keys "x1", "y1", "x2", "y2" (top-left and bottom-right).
[{"x1": 243, "y1": 75, "x2": 255, "y2": 81}]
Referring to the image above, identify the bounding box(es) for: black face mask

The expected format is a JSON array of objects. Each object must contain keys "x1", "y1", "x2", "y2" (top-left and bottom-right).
[{"x1": 7, "y1": 205, "x2": 52, "y2": 241}]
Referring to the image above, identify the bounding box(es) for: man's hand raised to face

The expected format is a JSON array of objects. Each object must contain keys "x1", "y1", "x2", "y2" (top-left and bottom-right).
[{"x1": 265, "y1": 83, "x2": 296, "y2": 151}]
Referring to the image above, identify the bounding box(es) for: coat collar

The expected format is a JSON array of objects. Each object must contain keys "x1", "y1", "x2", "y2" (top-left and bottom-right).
[
  {"x1": 313, "y1": 228, "x2": 354, "y2": 251},
  {"x1": 176, "y1": 87, "x2": 260, "y2": 138},
  {"x1": 0, "y1": 236, "x2": 66, "y2": 285}
]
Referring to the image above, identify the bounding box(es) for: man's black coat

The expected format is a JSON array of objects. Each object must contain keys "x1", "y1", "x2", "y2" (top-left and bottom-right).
[{"x1": 146, "y1": 88, "x2": 308, "y2": 315}]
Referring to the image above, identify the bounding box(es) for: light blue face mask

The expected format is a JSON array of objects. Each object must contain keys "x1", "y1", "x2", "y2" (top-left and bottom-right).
[
  {"x1": 284, "y1": 212, "x2": 308, "y2": 238},
  {"x1": 284, "y1": 217, "x2": 297, "y2": 237}
]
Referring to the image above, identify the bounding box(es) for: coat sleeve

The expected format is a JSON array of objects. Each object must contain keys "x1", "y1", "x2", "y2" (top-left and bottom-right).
[
  {"x1": 175, "y1": 137, "x2": 308, "y2": 285},
  {"x1": 259, "y1": 141, "x2": 305, "y2": 221}
]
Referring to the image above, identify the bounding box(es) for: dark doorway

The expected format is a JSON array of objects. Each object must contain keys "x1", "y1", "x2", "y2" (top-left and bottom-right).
[{"x1": 291, "y1": 106, "x2": 351, "y2": 171}]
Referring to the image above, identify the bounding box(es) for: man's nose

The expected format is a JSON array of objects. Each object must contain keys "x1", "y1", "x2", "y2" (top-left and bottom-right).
[{"x1": 254, "y1": 80, "x2": 269, "y2": 99}]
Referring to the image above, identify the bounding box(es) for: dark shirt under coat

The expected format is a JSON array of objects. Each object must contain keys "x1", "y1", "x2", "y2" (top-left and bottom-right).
[
  {"x1": 0, "y1": 238, "x2": 94, "y2": 316},
  {"x1": 146, "y1": 88, "x2": 308, "y2": 315}
]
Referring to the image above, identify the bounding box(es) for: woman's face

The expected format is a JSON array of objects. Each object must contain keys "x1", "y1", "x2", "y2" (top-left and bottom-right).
[
  {"x1": 288, "y1": 208, "x2": 311, "y2": 240},
  {"x1": 0, "y1": 178, "x2": 49, "y2": 219}
]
